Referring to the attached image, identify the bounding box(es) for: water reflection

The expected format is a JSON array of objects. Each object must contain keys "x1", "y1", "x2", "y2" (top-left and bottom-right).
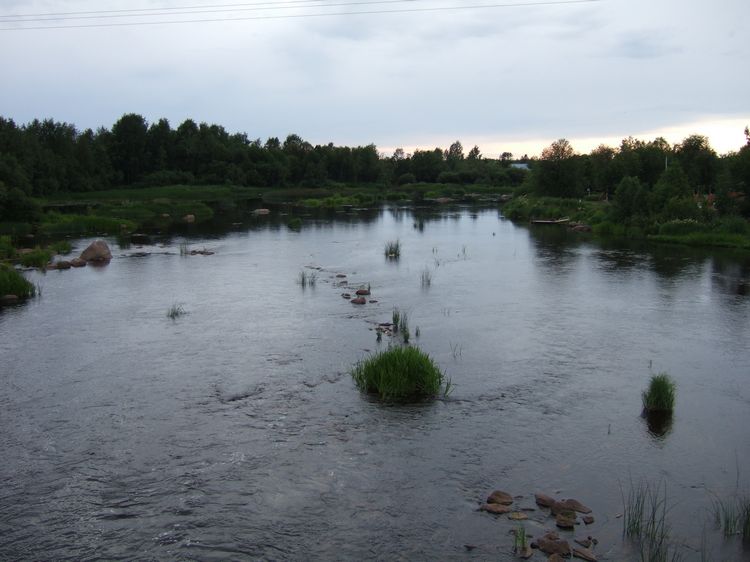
[{"x1": 641, "y1": 410, "x2": 674, "y2": 440}]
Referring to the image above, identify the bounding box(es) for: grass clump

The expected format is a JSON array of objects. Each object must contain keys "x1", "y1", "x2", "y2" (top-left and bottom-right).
[
  {"x1": 0, "y1": 264, "x2": 36, "y2": 298},
  {"x1": 20, "y1": 247, "x2": 53, "y2": 269},
  {"x1": 642, "y1": 372, "x2": 676, "y2": 413},
  {"x1": 351, "y1": 346, "x2": 447, "y2": 402},
  {"x1": 420, "y1": 267, "x2": 432, "y2": 287},
  {"x1": 49, "y1": 240, "x2": 72, "y2": 255},
  {"x1": 287, "y1": 217, "x2": 302, "y2": 231},
  {"x1": 297, "y1": 269, "x2": 318, "y2": 288},
  {"x1": 621, "y1": 478, "x2": 682, "y2": 561},
  {"x1": 166, "y1": 303, "x2": 186, "y2": 320},
  {"x1": 713, "y1": 495, "x2": 750, "y2": 539},
  {"x1": 384, "y1": 239, "x2": 401, "y2": 259},
  {"x1": 0, "y1": 236, "x2": 15, "y2": 260}
]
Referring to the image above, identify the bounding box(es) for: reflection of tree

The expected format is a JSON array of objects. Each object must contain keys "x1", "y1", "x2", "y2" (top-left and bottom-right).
[
  {"x1": 527, "y1": 226, "x2": 580, "y2": 274},
  {"x1": 710, "y1": 254, "x2": 750, "y2": 297}
]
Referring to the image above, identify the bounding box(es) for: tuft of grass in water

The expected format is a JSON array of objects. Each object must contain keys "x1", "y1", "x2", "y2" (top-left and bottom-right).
[
  {"x1": 621, "y1": 478, "x2": 682, "y2": 562},
  {"x1": 384, "y1": 239, "x2": 401, "y2": 259},
  {"x1": 712, "y1": 495, "x2": 750, "y2": 538},
  {"x1": 420, "y1": 267, "x2": 432, "y2": 287},
  {"x1": 392, "y1": 307, "x2": 401, "y2": 332},
  {"x1": 0, "y1": 264, "x2": 36, "y2": 299},
  {"x1": 513, "y1": 524, "x2": 528, "y2": 553},
  {"x1": 166, "y1": 303, "x2": 186, "y2": 320},
  {"x1": 298, "y1": 269, "x2": 318, "y2": 288},
  {"x1": 450, "y1": 342, "x2": 463, "y2": 360},
  {"x1": 350, "y1": 346, "x2": 447, "y2": 402},
  {"x1": 179, "y1": 241, "x2": 190, "y2": 256},
  {"x1": 642, "y1": 372, "x2": 676, "y2": 413},
  {"x1": 415, "y1": 326, "x2": 421, "y2": 338},
  {"x1": 287, "y1": 217, "x2": 302, "y2": 231},
  {"x1": 400, "y1": 311, "x2": 410, "y2": 343},
  {"x1": 20, "y1": 247, "x2": 53, "y2": 269}
]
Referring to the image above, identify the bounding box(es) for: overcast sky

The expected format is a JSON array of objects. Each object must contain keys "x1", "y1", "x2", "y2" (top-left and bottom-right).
[{"x1": 1, "y1": 0, "x2": 748, "y2": 157}]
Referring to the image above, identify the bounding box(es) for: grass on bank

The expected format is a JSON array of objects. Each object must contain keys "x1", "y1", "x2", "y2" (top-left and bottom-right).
[
  {"x1": 20, "y1": 248, "x2": 52, "y2": 269},
  {"x1": 642, "y1": 373, "x2": 676, "y2": 413},
  {"x1": 0, "y1": 264, "x2": 36, "y2": 299},
  {"x1": 351, "y1": 345, "x2": 448, "y2": 402}
]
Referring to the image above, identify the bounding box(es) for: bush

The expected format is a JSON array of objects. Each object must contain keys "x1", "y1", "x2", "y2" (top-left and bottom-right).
[
  {"x1": 397, "y1": 173, "x2": 416, "y2": 185},
  {"x1": 658, "y1": 219, "x2": 707, "y2": 236},
  {"x1": 287, "y1": 217, "x2": 302, "y2": 231},
  {"x1": 351, "y1": 346, "x2": 447, "y2": 402},
  {"x1": 642, "y1": 372, "x2": 676, "y2": 413},
  {"x1": 0, "y1": 264, "x2": 35, "y2": 298}
]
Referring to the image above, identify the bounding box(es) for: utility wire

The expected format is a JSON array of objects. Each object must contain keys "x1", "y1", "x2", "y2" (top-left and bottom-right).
[
  {"x1": 0, "y1": 0, "x2": 330, "y2": 19},
  {"x1": 0, "y1": 0, "x2": 600, "y2": 31},
  {"x1": 1, "y1": 0, "x2": 417, "y2": 22}
]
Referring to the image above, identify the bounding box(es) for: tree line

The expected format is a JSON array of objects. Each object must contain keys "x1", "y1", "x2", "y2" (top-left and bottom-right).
[{"x1": 1, "y1": 113, "x2": 749, "y2": 221}]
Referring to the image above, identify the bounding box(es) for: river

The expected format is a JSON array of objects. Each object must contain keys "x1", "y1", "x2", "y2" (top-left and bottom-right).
[{"x1": 1, "y1": 205, "x2": 749, "y2": 560}]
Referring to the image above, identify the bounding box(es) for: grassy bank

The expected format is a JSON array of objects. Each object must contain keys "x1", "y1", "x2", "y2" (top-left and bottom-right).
[
  {"x1": 501, "y1": 195, "x2": 750, "y2": 250},
  {"x1": 0, "y1": 264, "x2": 36, "y2": 299}
]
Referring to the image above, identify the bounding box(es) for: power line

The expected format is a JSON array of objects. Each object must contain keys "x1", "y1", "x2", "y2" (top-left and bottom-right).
[
  {"x1": 0, "y1": 0, "x2": 600, "y2": 31},
  {"x1": 0, "y1": 0, "x2": 390, "y2": 21}
]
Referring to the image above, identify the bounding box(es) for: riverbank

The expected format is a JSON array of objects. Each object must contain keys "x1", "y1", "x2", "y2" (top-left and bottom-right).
[{"x1": 501, "y1": 195, "x2": 750, "y2": 250}]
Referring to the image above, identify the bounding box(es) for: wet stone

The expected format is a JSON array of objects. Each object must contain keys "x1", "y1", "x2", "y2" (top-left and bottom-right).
[
  {"x1": 508, "y1": 512, "x2": 528, "y2": 520},
  {"x1": 561, "y1": 499, "x2": 592, "y2": 514},
  {"x1": 480, "y1": 503, "x2": 512, "y2": 515},
  {"x1": 555, "y1": 513, "x2": 577, "y2": 529},
  {"x1": 582, "y1": 515, "x2": 595, "y2": 525},
  {"x1": 573, "y1": 546, "x2": 597, "y2": 561},
  {"x1": 487, "y1": 490, "x2": 514, "y2": 505},
  {"x1": 535, "y1": 493, "x2": 556, "y2": 507}
]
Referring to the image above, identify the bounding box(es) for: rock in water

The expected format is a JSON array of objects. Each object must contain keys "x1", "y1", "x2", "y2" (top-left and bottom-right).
[
  {"x1": 480, "y1": 503, "x2": 512, "y2": 515},
  {"x1": 561, "y1": 499, "x2": 592, "y2": 514},
  {"x1": 80, "y1": 240, "x2": 112, "y2": 263},
  {"x1": 508, "y1": 512, "x2": 528, "y2": 520},
  {"x1": 535, "y1": 493, "x2": 556, "y2": 507},
  {"x1": 573, "y1": 546, "x2": 598, "y2": 561},
  {"x1": 582, "y1": 515, "x2": 595, "y2": 525},
  {"x1": 487, "y1": 490, "x2": 514, "y2": 505},
  {"x1": 535, "y1": 537, "x2": 571, "y2": 556},
  {"x1": 350, "y1": 297, "x2": 367, "y2": 305},
  {"x1": 70, "y1": 258, "x2": 87, "y2": 267},
  {"x1": 556, "y1": 513, "x2": 577, "y2": 529}
]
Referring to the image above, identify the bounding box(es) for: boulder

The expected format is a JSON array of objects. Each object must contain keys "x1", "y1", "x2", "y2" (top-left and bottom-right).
[
  {"x1": 487, "y1": 490, "x2": 514, "y2": 505},
  {"x1": 535, "y1": 493, "x2": 556, "y2": 507},
  {"x1": 80, "y1": 240, "x2": 112, "y2": 263},
  {"x1": 70, "y1": 258, "x2": 87, "y2": 268},
  {"x1": 479, "y1": 503, "x2": 512, "y2": 515},
  {"x1": 56, "y1": 260, "x2": 72, "y2": 270}
]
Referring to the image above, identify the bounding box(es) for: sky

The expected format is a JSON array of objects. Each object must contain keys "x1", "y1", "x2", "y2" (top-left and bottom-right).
[{"x1": 1, "y1": 0, "x2": 748, "y2": 158}]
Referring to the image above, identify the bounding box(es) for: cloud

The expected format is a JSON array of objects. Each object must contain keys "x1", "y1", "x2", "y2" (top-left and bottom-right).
[{"x1": 611, "y1": 31, "x2": 680, "y2": 59}]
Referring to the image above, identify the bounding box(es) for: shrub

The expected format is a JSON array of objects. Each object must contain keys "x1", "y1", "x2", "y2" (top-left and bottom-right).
[
  {"x1": 642, "y1": 372, "x2": 676, "y2": 413},
  {"x1": 287, "y1": 217, "x2": 302, "y2": 231},
  {"x1": 351, "y1": 346, "x2": 447, "y2": 402},
  {"x1": 0, "y1": 264, "x2": 35, "y2": 298},
  {"x1": 397, "y1": 173, "x2": 416, "y2": 185}
]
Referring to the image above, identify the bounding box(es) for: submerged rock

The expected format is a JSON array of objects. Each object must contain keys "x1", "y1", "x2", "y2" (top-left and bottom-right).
[
  {"x1": 487, "y1": 490, "x2": 514, "y2": 505},
  {"x1": 573, "y1": 546, "x2": 597, "y2": 561},
  {"x1": 70, "y1": 257, "x2": 87, "y2": 267},
  {"x1": 555, "y1": 513, "x2": 577, "y2": 529},
  {"x1": 80, "y1": 240, "x2": 112, "y2": 263}
]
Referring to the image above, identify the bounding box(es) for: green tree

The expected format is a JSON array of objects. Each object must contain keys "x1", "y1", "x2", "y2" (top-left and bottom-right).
[{"x1": 535, "y1": 139, "x2": 582, "y2": 197}]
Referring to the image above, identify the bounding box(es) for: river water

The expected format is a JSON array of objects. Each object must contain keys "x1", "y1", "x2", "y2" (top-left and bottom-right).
[{"x1": 1, "y1": 205, "x2": 749, "y2": 561}]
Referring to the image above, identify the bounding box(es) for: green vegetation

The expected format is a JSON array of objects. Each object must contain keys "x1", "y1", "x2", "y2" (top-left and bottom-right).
[
  {"x1": 513, "y1": 525, "x2": 528, "y2": 553},
  {"x1": 0, "y1": 235, "x2": 15, "y2": 259},
  {"x1": 642, "y1": 373, "x2": 676, "y2": 413},
  {"x1": 38, "y1": 214, "x2": 137, "y2": 237},
  {"x1": 19, "y1": 247, "x2": 52, "y2": 269},
  {"x1": 420, "y1": 267, "x2": 432, "y2": 287},
  {"x1": 49, "y1": 240, "x2": 72, "y2": 255},
  {"x1": 350, "y1": 346, "x2": 447, "y2": 402},
  {"x1": 166, "y1": 303, "x2": 186, "y2": 320},
  {"x1": 621, "y1": 479, "x2": 682, "y2": 562},
  {"x1": 712, "y1": 495, "x2": 750, "y2": 539},
  {"x1": 287, "y1": 217, "x2": 302, "y2": 231},
  {"x1": 0, "y1": 264, "x2": 36, "y2": 298},
  {"x1": 384, "y1": 239, "x2": 401, "y2": 259}
]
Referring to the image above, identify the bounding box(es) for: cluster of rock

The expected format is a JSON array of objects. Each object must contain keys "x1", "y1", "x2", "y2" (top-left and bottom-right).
[
  {"x1": 334, "y1": 274, "x2": 377, "y2": 305},
  {"x1": 47, "y1": 240, "x2": 112, "y2": 270},
  {"x1": 479, "y1": 489, "x2": 599, "y2": 561}
]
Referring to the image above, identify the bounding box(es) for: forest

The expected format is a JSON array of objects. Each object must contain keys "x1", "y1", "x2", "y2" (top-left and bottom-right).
[{"x1": 1, "y1": 113, "x2": 749, "y2": 231}]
